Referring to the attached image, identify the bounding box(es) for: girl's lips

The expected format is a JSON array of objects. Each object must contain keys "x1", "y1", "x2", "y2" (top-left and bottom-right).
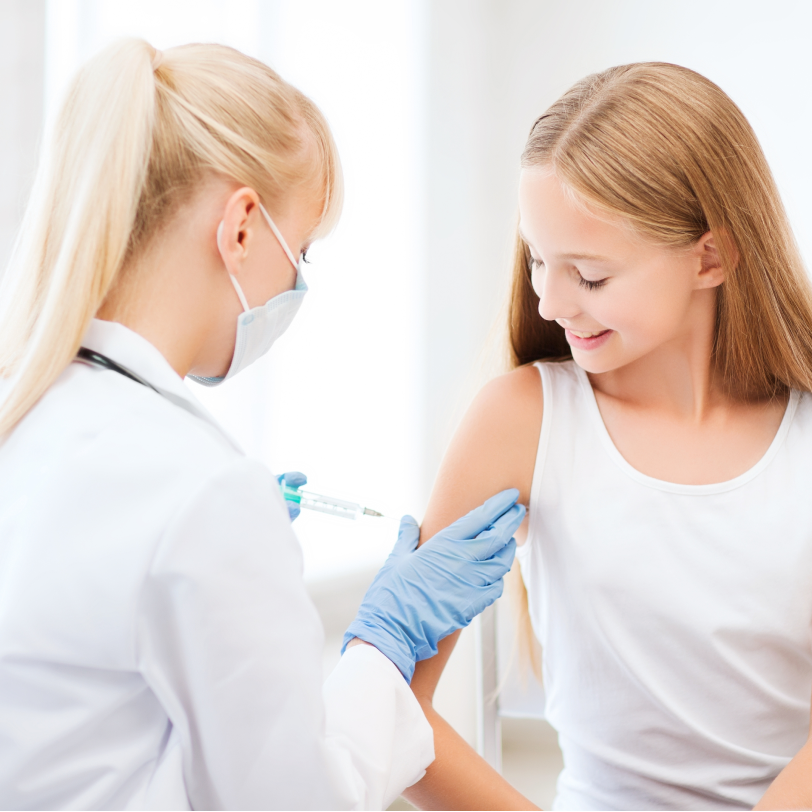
[{"x1": 564, "y1": 328, "x2": 613, "y2": 351}]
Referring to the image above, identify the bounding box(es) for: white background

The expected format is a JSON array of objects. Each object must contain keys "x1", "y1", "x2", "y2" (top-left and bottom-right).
[
  {"x1": 2, "y1": 0, "x2": 811, "y2": 768},
  {"x1": 44, "y1": 0, "x2": 428, "y2": 581},
  {"x1": 38, "y1": 0, "x2": 812, "y2": 585}
]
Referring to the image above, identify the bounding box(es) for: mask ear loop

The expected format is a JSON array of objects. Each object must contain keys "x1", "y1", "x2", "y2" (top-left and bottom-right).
[
  {"x1": 217, "y1": 221, "x2": 251, "y2": 313},
  {"x1": 258, "y1": 203, "x2": 300, "y2": 270}
]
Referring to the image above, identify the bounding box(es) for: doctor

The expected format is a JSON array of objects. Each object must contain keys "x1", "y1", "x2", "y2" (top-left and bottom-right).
[{"x1": 0, "y1": 39, "x2": 524, "y2": 811}]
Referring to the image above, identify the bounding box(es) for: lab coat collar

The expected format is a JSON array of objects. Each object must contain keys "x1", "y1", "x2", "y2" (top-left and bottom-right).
[{"x1": 80, "y1": 319, "x2": 242, "y2": 453}]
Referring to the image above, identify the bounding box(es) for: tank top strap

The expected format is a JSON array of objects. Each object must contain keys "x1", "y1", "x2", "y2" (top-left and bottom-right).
[
  {"x1": 516, "y1": 360, "x2": 590, "y2": 574},
  {"x1": 528, "y1": 359, "x2": 592, "y2": 516}
]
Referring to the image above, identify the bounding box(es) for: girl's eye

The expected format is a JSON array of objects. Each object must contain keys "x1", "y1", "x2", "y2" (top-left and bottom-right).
[
  {"x1": 578, "y1": 274, "x2": 607, "y2": 291},
  {"x1": 301, "y1": 248, "x2": 310, "y2": 264},
  {"x1": 528, "y1": 256, "x2": 543, "y2": 272}
]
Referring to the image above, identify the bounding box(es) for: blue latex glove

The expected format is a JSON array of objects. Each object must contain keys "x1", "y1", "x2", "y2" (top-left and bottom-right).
[
  {"x1": 342, "y1": 488, "x2": 525, "y2": 682},
  {"x1": 277, "y1": 471, "x2": 307, "y2": 521}
]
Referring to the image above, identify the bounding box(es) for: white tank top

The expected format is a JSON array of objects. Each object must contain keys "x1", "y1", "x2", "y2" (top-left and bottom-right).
[{"x1": 515, "y1": 360, "x2": 812, "y2": 811}]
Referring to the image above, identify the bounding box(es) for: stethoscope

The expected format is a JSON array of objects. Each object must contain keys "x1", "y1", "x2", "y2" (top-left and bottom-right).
[
  {"x1": 75, "y1": 347, "x2": 226, "y2": 433},
  {"x1": 77, "y1": 347, "x2": 162, "y2": 394}
]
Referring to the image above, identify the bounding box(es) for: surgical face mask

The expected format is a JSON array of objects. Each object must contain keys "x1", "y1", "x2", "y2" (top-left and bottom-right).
[{"x1": 189, "y1": 203, "x2": 307, "y2": 387}]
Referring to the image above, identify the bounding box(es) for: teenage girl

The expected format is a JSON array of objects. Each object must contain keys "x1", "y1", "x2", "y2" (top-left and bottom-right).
[{"x1": 403, "y1": 63, "x2": 812, "y2": 810}]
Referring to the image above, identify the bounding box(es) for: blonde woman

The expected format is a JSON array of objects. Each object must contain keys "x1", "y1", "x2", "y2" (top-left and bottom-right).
[
  {"x1": 405, "y1": 64, "x2": 812, "y2": 810},
  {"x1": 0, "y1": 40, "x2": 525, "y2": 809}
]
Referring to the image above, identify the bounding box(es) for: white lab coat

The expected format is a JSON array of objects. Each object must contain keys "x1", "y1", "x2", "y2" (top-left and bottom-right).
[{"x1": 0, "y1": 319, "x2": 433, "y2": 810}]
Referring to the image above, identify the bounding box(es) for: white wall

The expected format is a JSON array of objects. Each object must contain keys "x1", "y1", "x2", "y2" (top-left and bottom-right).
[
  {"x1": 246, "y1": 1, "x2": 428, "y2": 579},
  {"x1": 0, "y1": 1, "x2": 45, "y2": 271}
]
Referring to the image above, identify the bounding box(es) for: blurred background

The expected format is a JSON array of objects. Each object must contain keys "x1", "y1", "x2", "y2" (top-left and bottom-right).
[{"x1": 3, "y1": 1, "x2": 812, "y2": 807}]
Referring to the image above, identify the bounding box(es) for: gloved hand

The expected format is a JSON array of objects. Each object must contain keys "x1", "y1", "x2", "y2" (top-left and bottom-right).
[
  {"x1": 342, "y1": 489, "x2": 525, "y2": 682},
  {"x1": 277, "y1": 471, "x2": 307, "y2": 521}
]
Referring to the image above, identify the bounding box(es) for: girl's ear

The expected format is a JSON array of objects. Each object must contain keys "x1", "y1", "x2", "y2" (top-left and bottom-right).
[{"x1": 694, "y1": 229, "x2": 737, "y2": 289}]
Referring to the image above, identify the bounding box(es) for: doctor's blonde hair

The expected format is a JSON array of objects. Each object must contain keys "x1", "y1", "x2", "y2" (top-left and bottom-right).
[
  {"x1": 507, "y1": 63, "x2": 812, "y2": 679},
  {"x1": 0, "y1": 39, "x2": 342, "y2": 436}
]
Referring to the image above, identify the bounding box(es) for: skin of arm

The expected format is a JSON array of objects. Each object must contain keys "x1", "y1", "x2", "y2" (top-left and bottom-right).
[
  {"x1": 754, "y1": 703, "x2": 812, "y2": 810},
  {"x1": 402, "y1": 364, "x2": 544, "y2": 811}
]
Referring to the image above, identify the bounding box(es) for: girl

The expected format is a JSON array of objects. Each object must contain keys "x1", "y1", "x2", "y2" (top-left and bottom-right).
[
  {"x1": 404, "y1": 63, "x2": 812, "y2": 810},
  {"x1": 0, "y1": 39, "x2": 523, "y2": 809}
]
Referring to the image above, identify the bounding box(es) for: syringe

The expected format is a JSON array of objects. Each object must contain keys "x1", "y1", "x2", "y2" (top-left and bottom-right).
[{"x1": 279, "y1": 482, "x2": 385, "y2": 520}]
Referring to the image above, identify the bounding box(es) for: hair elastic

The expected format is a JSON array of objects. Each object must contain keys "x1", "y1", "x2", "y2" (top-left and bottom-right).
[{"x1": 151, "y1": 49, "x2": 164, "y2": 71}]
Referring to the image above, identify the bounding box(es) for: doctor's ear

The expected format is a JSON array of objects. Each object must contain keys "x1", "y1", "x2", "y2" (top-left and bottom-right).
[
  {"x1": 693, "y1": 229, "x2": 737, "y2": 290},
  {"x1": 216, "y1": 187, "x2": 262, "y2": 275}
]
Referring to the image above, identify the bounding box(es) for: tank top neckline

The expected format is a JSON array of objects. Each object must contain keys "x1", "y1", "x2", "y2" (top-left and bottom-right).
[{"x1": 566, "y1": 361, "x2": 800, "y2": 495}]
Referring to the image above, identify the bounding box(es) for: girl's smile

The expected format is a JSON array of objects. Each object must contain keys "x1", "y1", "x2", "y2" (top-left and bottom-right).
[{"x1": 564, "y1": 327, "x2": 613, "y2": 350}]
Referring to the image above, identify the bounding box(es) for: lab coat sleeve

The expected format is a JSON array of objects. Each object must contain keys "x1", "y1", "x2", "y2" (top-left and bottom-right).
[
  {"x1": 136, "y1": 458, "x2": 433, "y2": 810},
  {"x1": 323, "y1": 644, "x2": 435, "y2": 808}
]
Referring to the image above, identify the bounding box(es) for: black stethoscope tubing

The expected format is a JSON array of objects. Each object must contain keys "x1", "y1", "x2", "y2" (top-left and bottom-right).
[
  {"x1": 76, "y1": 347, "x2": 159, "y2": 393},
  {"x1": 75, "y1": 346, "x2": 229, "y2": 437}
]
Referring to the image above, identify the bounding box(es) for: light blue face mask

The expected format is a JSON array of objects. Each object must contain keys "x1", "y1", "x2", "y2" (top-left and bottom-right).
[{"x1": 189, "y1": 203, "x2": 308, "y2": 387}]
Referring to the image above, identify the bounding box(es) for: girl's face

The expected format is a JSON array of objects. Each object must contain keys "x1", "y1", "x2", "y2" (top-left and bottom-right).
[{"x1": 518, "y1": 168, "x2": 722, "y2": 375}]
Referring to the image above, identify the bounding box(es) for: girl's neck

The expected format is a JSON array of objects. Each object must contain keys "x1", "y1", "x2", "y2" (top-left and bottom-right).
[
  {"x1": 583, "y1": 295, "x2": 789, "y2": 485},
  {"x1": 588, "y1": 292, "x2": 727, "y2": 420}
]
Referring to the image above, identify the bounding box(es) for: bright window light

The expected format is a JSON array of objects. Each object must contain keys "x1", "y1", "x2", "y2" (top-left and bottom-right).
[{"x1": 45, "y1": 0, "x2": 426, "y2": 583}]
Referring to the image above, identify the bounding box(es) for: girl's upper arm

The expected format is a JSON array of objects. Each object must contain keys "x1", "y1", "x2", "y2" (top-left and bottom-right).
[
  {"x1": 402, "y1": 364, "x2": 545, "y2": 811},
  {"x1": 410, "y1": 364, "x2": 543, "y2": 704},
  {"x1": 419, "y1": 363, "x2": 544, "y2": 545}
]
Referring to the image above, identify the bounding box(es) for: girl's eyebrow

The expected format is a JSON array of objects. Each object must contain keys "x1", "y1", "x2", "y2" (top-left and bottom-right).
[
  {"x1": 518, "y1": 226, "x2": 611, "y2": 262},
  {"x1": 559, "y1": 252, "x2": 611, "y2": 262}
]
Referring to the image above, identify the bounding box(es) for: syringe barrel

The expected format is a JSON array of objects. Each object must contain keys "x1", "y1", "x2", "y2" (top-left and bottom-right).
[
  {"x1": 298, "y1": 494, "x2": 360, "y2": 520},
  {"x1": 279, "y1": 481, "x2": 366, "y2": 520}
]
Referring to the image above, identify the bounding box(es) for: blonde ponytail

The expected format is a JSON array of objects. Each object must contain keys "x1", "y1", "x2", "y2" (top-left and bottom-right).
[
  {"x1": 0, "y1": 39, "x2": 342, "y2": 436},
  {"x1": 0, "y1": 39, "x2": 156, "y2": 435}
]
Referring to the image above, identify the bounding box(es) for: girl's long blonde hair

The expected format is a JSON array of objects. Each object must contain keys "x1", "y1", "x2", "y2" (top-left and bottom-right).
[
  {"x1": 508, "y1": 62, "x2": 812, "y2": 678},
  {"x1": 0, "y1": 39, "x2": 342, "y2": 436},
  {"x1": 510, "y1": 62, "x2": 812, "y2": 394}
]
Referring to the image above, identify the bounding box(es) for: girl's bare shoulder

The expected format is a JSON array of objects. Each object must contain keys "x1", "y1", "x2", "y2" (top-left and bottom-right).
[
  {"x1": 422, "y1": 365, "x2": 543, "y2": 538},
  {"x1": 471, "y1": 363, "x2": 544, "y2": 427},
  {"x1": 461, "y1": 364, "x2": 544, "y2": 494}
]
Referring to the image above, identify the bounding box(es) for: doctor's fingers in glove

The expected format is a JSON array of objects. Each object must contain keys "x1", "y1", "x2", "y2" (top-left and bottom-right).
[
  {"x1": 454, "y1": 556, "x2": 512, "y2": 618},
  {"x1": 423, "y1": 502, "x2": 526, "y2": 562},
  {"x1": 279, "y1": 471, "x2": 307, "y2": 489},
  {"x1": 392, "y1": 515, "x2": 420, "y2": 555},
  {"x1": 409, "y1": 540, "x2": 517, "y2": 659},
  {"x1": 433, "y1": 488, "x2": 521, "y2": 543},
  {"x1": 419, "y1": 535, "x2": 518, "y2": 592},
  {"x1": 358, "y1": 516, "x2": 420, "y2": 595},
  {"x1": 277, "y1": 471, "x2": 307, "y2": 521},
  {"x1": 467, "y1": 503, "x2": 525, "y2": 560},
  {"x1": 464, "y1": 536, "x2": 517, "y2": 584}
]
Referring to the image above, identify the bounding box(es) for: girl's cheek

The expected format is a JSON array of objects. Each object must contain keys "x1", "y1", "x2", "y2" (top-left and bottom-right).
[
  {"x1": 589, "y1": 299, "x2": 627, "y2": 333},
  {"x1": 603, "y1": 283, "x2": 659, "y2": 335}
]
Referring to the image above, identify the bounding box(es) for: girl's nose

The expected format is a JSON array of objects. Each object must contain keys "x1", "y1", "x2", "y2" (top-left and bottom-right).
[{"x1": 536, "y1": 267, "x2": 580, "y2": 323}]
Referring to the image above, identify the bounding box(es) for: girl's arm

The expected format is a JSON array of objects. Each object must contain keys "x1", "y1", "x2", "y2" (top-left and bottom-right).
[
  {"x1": 754, "y1": 704, "x2": 812, "y2": 810},
  {"x1": 403, "y1": 365, "x2": 543, "y2": 811}
]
